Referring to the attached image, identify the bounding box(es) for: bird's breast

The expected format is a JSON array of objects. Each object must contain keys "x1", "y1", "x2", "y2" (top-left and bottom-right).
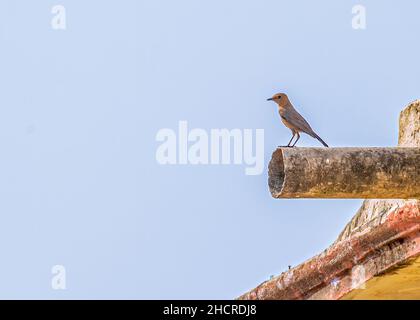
[{"x1": 278, "y1": 109, "x2": 293, "y2": 129}]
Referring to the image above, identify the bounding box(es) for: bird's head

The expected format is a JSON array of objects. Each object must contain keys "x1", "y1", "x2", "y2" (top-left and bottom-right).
[{"x1": 267, "y1": 93, "x2": 289, "y2": 107}]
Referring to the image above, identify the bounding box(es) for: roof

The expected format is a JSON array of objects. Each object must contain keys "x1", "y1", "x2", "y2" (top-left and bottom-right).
[{"x1": 238, "y1": 201, "x2": 419, "y2": 300}]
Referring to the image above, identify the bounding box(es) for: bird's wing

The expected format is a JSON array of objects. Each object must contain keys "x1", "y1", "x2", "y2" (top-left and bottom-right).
[{"x1": 283, "y1": 107, "x2": 314, "y2": 134}]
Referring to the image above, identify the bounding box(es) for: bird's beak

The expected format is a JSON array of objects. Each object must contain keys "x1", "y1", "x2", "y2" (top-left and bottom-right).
[{"x1": 267, "y1": 98, "x2": 273, "y2": 101}]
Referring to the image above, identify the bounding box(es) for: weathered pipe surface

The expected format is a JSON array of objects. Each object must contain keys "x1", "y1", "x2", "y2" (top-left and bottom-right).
[{"x1": 268, "y1": 147, "x2": 420, "y2": 199}]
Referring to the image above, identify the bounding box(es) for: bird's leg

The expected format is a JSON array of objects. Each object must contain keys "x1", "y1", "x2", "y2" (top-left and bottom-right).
[
  {"x1": 287, "y1": 132, "x2": 296, "y2": 147},
  {"x1": 278, "y1": 133, "x2": 295, "y2": 148},
  {"x1": 291, "y1": 132, "x2": 300, "y2": 147}
]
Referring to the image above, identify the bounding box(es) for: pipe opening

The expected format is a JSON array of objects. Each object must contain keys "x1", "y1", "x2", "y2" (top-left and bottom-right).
[{"x1": 268, "y1": 149, "x2": 286, "y2": 197}]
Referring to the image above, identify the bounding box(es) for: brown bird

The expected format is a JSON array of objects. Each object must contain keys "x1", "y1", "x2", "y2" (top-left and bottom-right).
[{"x1": 267, "y1": 93, "x2": 329, "y2": 147}]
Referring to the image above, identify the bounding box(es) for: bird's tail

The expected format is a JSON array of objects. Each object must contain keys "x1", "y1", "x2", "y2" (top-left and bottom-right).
[{"x1": 310, "y1": 132, "x2": 329, "y2": 147}]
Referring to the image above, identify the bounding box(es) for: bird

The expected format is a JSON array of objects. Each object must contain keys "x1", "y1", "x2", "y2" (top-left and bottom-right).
[{"x1": 267, "y1": 93, "x2": 329, "y2": 147}]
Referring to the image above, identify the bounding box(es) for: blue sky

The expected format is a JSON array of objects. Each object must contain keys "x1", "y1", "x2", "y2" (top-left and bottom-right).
[{"x1": 0, "y1": 1, "x2": 418, "y2": 299}]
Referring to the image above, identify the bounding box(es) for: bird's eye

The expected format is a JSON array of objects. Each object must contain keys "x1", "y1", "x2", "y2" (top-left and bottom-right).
[{"x1": 278, "y1": 96, "x2": 281, "y2": 99}]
